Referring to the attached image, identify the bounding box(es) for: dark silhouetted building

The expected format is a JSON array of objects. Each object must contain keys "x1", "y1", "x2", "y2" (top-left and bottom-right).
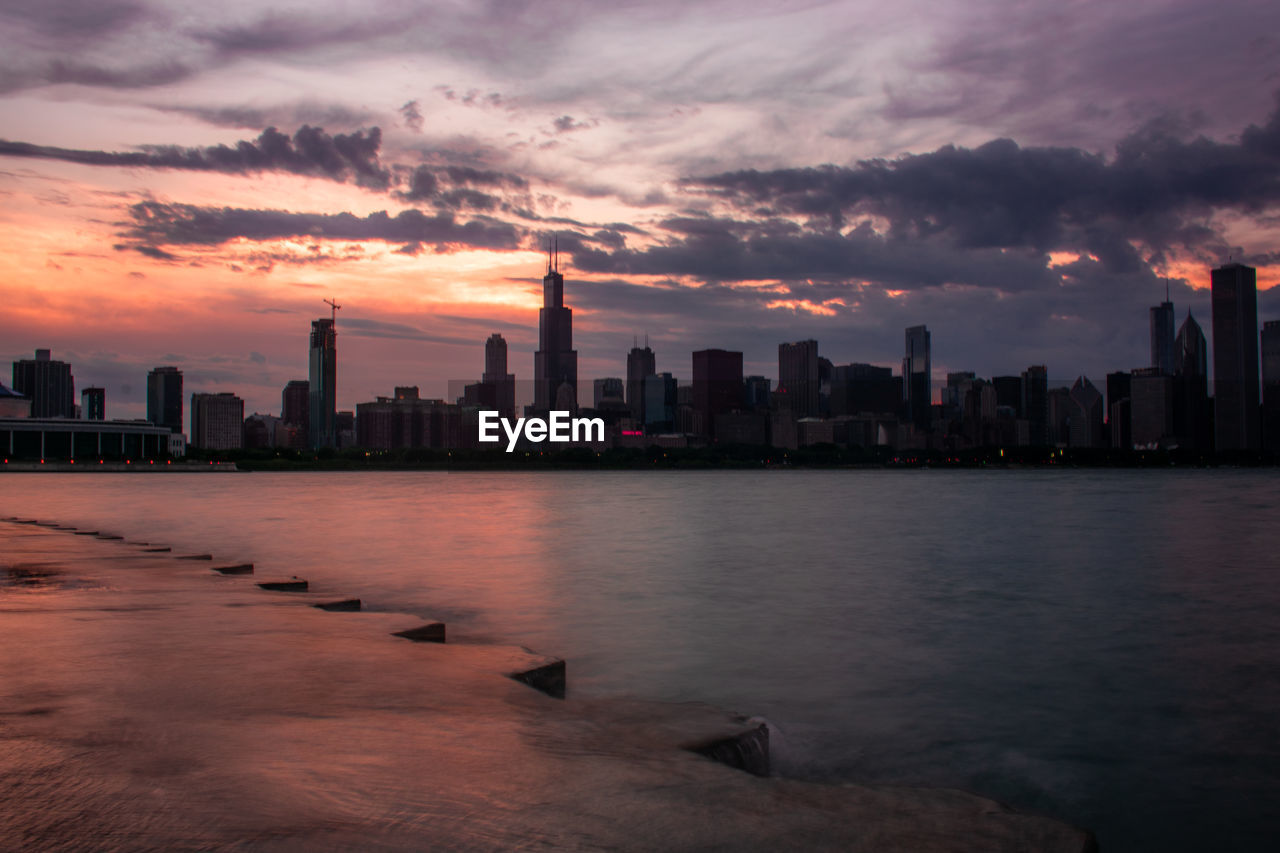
[
  {"x1": 309, "y1": 318, "x2": 337, "y2": 449},
  {"x1": 191, "y1": 392, "x2": 244, "y2": 450},
  {"x1": 993, "y1": 375, "x2": 1022, "y2": 416},
  {"x1": 779, "y1": 339, "x2": 820, "y2": 418},
  {"x1": 81, "y1": 387, "x2": 105, "y2": 421},
  {"x1": 147, "y1": 366, "x2": 183, "y2": 434},
  {"x1": 282, "y1": 379, "x2": 309, "y2": 427},
  {"x1": 0, "y1": 383, "x2": 30, "y2": 418},
  {"x1": 643, "y1": 373, "x2": 677, "y2": 432},
  {"x1": 743, "y1": 375, "x2": 771, "y2": 410},
  {"x1": 1021, "y1": 365, "x2": 1048, "y2": 445},
  {"x1": 1106, "y1": 371, "x2": 1132, "y2": 449},
  {"x1": 534, "y1": 247, "x2": 578, "y2": 411},
  {"x1": 1068, "y1": 376, "x2": 1104, "y2": 448},
  {"x1": 1211, "y1": 262, "x2": 1260, "y2": 451},
  {"x1": 1131, "y1": 367, "x2": 1173, "y2": 448},
  {"x1": 692, "y1": 349, "x2": 742, "y2": 440},
  {"x1": 626, "y1": 341, "x2": 655, "y2": 424},
  {"x1": 831, "y1": 363, "x2": 897, "y2": 416},
  {"x1": 1262, "y1": 320, "x2": 1280, "y2": 451},
  {"x1": 594, "y1": 377, "x2": 624, "y2": 409},
  {"x1": 13, "y1": 349, "x2": 74, "y2": 419},
  {"x1": 484, "y1": 333, "x2": 516, "y2": 417},
  {"x1": 1151, "y1": 299, "x2": 1175, "y2": 375},
  {"x1": 903, "y1": 325, "x2": 931, "y2": 428},
  {"x1": 1173, "y1": 311, "x2": 1211, "y2": 450}
]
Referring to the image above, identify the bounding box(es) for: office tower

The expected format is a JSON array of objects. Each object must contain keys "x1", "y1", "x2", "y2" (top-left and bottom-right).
[
  {"x1": 992, "y1": 375, "x2": 1022, "y2": 416},
  {"x1": 1262, "y1": 320, "x2": 1280, "y2": 451},
  {"x1": 81, "y1": 387, "x2": 105, "y2": 421},
  {"x1": 1068, "y1": 376, "x2": 1103, "y2": 448},
  {"x1": 593, "y1": 377, "x2": 624, "y2": 408},
  {"x1": 309, "y1": 317, "x2": 337, "y2": 449},
  {"x1": 190, "y1": 392, "x2": 244, "y2": 450},
  {"x1": 282, "y1": 380, "x2": 309, "y2": 428},
  {"x1": 1048, "y1": 387, "x2": 1073, "y2": 445},
  {"x1": 831, "y1": 363, "x2": 897, "y2": 416},
  {"x1": 483, "y1": 333, "x2": 517, "y2": 417},
  {"x1": 1150, "y1": 298, "x2": 1175, "y2": 375},
  {"x1": 1106, "y1": 371, "x2": 1132, "y2": 449},
  {"x1": 643, "y1": 373, "x2": 677, "y2": 432},
  {"x1": 12, "y1": 349, "x2": 74, "y2": 418},
  {"x1": 533, "y1": 243, "x2": 578, "y2": 411},
  {"x1": 1173, "y1": 311, "x2": 1211, "y2": 450},
  {"x1": 778, "y1": 339, "x2": 820, "y2": 418},
  {"x1": 1021, "y1": 365, "x2": 1048, "y2": 445},
  {"x1": 944, "y1": 372, "x2": 976, "y2": 420},
  {"x1": 1211, "y1": 263, "x2": 1260, "y2": 451},
  {"x1": 1130, "y1": 367, "x2": 1172, "y2": 448},
  {"x1": 692, "y1": 349, "x2": 743, "y2": 440},
  {"x1": 903, "y1": 325, "x2": 931, "y2": 429},
  {"x1": 626, "y1": 340, "x2": 656, "y2": 423},
  {"x1": 147, "y1": 366, "x2": 184, "y2": 434},
  {"x1": 743, "y1": 375, "x2": 771, "y2": 411}
]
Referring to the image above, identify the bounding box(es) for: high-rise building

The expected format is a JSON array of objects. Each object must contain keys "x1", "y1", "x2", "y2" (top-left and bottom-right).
[
  {"x1": 1173, "y1": 311, "x2": 1211, "y2": 450},
  {"x1": 593, "y1": 377, "x2": 624, "y2": 408},
  {"x1": 1211, "y1": 262, "x2": 1260, "y2": 451},
  {"x1": 1150, "y1": 299, "x2": 1175, "y2": 375},
  {"x1": 1021, "y1": 365, "x2": 1048, "y2": 445},
  {"x1": 282, "y1": 380, "x2": 309, "y2": 428},
  {"x1": 643, "y1": 373, "x2": 677, "y2": 432},
  {"x1": 1130, "y1": 367, "x2": 1172, "y2": 448},
  {"x1": 147, "y1": 366, "x2": 183, "y2": 434},
  {"x1": 12, "y1": 349, "x2": 74, "y2": 418},
  {"x1": 743, "y1": 375, "x2": 771, "y2": 411},
  {"x1": 1106, "y1": 371, "x2": 1132, "y2": 449},
  {"x1": 1068, "y1": 376, "x2": 1104, "y2": 448},
  {"x1": 903, "y1": 325, "x2": 931, "y2": 429},
  {"x1": 626, "y1": 340, "x2": 656, "y2": 424},
  {"x1": 1261, "y1": 320, "x2": 1280, "y2": 451},
  {"x1": 992, "y1": 375, "x2": 1023, "y2": 416},
  {"x1": 778, "y1": 339, "x2": 820, "y2": 418},
  {"x1": 81, "y1": 387, "x2": 105, "y2": 421},
  {"x1": 534, "y1": 244, "x2": 578, "y2": 411},
  {"x1": 483, "y1": 333, "x2": 517, "y2": 417},
  {"x1": 190, "y1": 392, "x2": 244, "y2": 450},
  {"x1": 692, "y1": 349, "x2": 743, "y2": 440},
  {"x1": 309, "y1": 318, "x2": 337, "y2": 449}
]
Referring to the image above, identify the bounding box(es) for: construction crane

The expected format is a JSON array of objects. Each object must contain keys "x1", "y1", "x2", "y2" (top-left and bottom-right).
[{"x1": 324, "y1": 298, "x2": 341, "y2": 324}]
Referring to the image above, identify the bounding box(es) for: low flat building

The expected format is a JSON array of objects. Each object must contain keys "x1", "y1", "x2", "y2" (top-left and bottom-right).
[{"x1": 1, "y1": 417, "x2": 175, "y2": 461}]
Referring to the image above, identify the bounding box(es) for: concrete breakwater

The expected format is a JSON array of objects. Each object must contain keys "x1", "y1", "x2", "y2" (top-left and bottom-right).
[{"x1": 0, "y1": 516, "x2": 1097, "y2": 851}]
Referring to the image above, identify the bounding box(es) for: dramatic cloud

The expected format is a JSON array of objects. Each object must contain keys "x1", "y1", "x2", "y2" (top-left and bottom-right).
[
  {"x1": 123, "y1": 201, "x2": 521, "y2": 251},
  {"x1": 0, "y1": 126, "x2": 391, "y2": 189}
]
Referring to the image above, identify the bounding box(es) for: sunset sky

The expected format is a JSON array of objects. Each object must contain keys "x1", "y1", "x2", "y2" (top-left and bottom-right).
[{"x1": 3, "y1": 0, "x2": 1280, "y2": 421}]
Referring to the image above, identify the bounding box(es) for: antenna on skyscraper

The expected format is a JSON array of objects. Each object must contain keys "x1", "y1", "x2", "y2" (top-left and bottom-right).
[
  {"x1": 547, "y1": 238, "x2": 552, "y2": 275},
  {"x1": 554, "y1": 236, "x2": 559, "y2": 273},
  {"x1": 324, "y1": 298, "x2": 341, "y2": 324}
]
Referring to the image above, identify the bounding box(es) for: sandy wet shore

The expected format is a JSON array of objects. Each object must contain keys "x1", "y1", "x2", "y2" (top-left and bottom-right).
[{"x1": 0, "y1": 519, "x2": 1096, "y2": 852}]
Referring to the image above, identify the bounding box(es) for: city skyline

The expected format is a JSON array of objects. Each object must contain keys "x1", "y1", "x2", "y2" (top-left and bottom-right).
[{"x1": 3, "y1": 1, "x2": 1280, "y2": 420}]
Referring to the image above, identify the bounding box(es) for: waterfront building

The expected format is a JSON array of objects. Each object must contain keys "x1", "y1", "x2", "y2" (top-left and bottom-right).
[
  {"x1": 309, "y1": 318, "x2": 337, "y2": 449},
  {"x1": 0, "y1": 417, "x2": 175, "y2": 461},
  {"x1": 81, "y1": 387, "x2": 105, "y2": 421},
  {"x1": 534, "y1": 245, "x2": 578, "y2": 412},
  {"x1": 0, "y1": 383, "x2": 31, "y2": 418},
  {"x1": 692, "y1": 349, "x2": 743, "y2": 440},
  {"x1": 190, "y1": 392, "x2": 244, "y2": 450},
  {"x1": 779, "y1": 339, "x2": 820, "y2": 418},
  {"x1": 1263, "y1": 320, "x2": 1280, "y2": 451},
  {"x1": 1173, "y1": 311, "x2": 1211, "y2": 450},
  {"x1": 1021, "y1": 365, "x2": 1049, "y2": 445},
  {"x1": 1068, "y1": 376, "x2": 1104, "y2": 448},
  {"x1": 1211, "y1": 262, "x2": 1260, "y2": 451},
  {"x1": 1150, "y1": 299, "x2": 1175, "y2": 375},
  {"x1": 282, "y1": 379, "x2": 309, "y2": 429},
  {"x1": 12, "y1": 349, "x2": 74, "y2": 419},
  {"x1": 147, "y1": 366, "x2": 183, "y2": 434},
  {"x1": 903, "y1": 326, "x2": 931, "y2": 428},
  {"x1": 830, "y1": 363, "x2": 897, "y2": 416},
  {"x1": 1130, "y1": 367, "x2": 1173, "y2": 449},
  {"x1": 626, "y1": 340, "x2": 656, "y2": 424}
]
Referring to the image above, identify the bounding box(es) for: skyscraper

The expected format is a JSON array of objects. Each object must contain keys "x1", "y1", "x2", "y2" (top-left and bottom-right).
[
  {"x1": 1068, "y1": 376, "x2": 1104, "y2": 448},
  {"x1": 903, "y1": 325, "x2": 931, "y2": 429},
  {"x1": 1211, "y1": 262, "x2": 1260, "y2": 451},
  {"x1": 12, "y1": 349, "x2": 74, "y2": 418},
  {"x1": 1173, "y1": 311, "x2": 1211, "y2": 450},
  {"x1": 1261, "y1": 320, "x2": 1280, "y2": 451},
  {"x1": 692, "y1": 349, "x2": 743, "y2": 440},
  {"x1": 626, "y1": 340, "x2": 656, "y2": 424},
  {"x1": 190, "y1": 392, "x2": 244, "y2": 450},
  {"x1": 1150, "y1": 298, "x2": 1175, "y2": 375},
  {"x1": 81, "y1": 387, "x2": 105, "y2": 421},
  {"x1": 147, "y1": 366, "x2": 184, "y2": 434},
  {"x1": 282, "y1": 380, "x2": 309, "y2": 428},
  {"x1": 533, "y1": 243, "x2": 578, "y2": 411},
  {"x1": 1021, "y1": 365, "x2": 1048, "y2": 445},
  {"x1": 778, "y1": 339, "x2": 820, "y2": 418},
  {"x1": 483, "y1": 333, "x2": 516, "y2": 417},
  {"x1": 309, "y1": 318, "x2": 337, "y2": 449}
]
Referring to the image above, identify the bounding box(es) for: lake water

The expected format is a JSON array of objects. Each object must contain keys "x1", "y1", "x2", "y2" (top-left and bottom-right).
[{"x1": 5, "y1": 469, "x2": 1280, "y2": 850}]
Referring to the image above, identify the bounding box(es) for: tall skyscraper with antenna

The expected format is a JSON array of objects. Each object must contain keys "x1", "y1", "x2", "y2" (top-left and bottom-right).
[
  {"x1": 533, "y1": 239, "x2": 578, "y2": 411},
  {"x1": 626, "y1": 335, "x2": 655, "y2": 424},
  {"x1": 309, "y1": 299, "x2": 339, "y2": 449}
]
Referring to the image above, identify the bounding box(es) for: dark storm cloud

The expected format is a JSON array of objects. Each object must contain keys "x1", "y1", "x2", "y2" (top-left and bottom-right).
[
  {"x1": 123, "y1": 201, "x2": 521, "y2": 250},
  {"x1": 678, "y1": 94, "x2": 1280, "y2": 273},
  {"x1": 400, "y1": 100, "x2": 424, "y2": 132},
  {"x1": 154, "y1": 102, "x2": 378, "y2": 131},
  {"x1": 0, "y1": 125, "x2": 391, "y2": 188}
]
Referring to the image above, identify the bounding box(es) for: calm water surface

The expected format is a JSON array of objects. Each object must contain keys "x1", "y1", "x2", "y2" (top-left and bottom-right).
[{"x1": 6, "y1": 469, "x2": 1280, "y2": 851}]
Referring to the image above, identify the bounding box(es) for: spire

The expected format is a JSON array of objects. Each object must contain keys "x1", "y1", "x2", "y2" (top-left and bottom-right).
[
  {"x1": 553, "y1": 235, "x2": 559, "y2": 273},
  {"x1": 547, "y1": 238, "x2": 552, "y2": 275}
]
